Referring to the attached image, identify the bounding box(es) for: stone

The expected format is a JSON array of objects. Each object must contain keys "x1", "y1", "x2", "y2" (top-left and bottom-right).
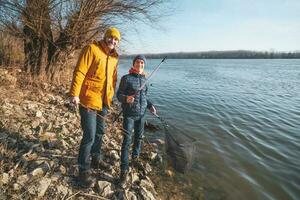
[
  {"x1": 154, "y1": 139, "x2": 165, "y2": 145},
  {"x1": 13, "y1": 174, "x2": 30, "y2": 190},
  {"x1": 144, "y1": 163, "x2": 152, "y2": 174},
  {"x1": 97, "y1": 180, "x2": 114, "y2": 198},
  {"x1": 1, "y1": 173, "x2": 9, "y2": 185},
  {"x1": 31, "y1": 168, "x2": 45, "y2": 177},
  {"x1": 149, "y1": 152, "x2": 157, "y2": 160},
  {"x1": 56, "y1": 184, "x2": 70, "y2": 196},
  {"x1": 39, "y1": 132, "x2": 56, "y2": 142},
  {"x1": 109, "y1": 150, "x2": 120, "y2": 161},
  {"x1": 59, "y1": 165, "x2": 67, "y2": 175},
  {"x1": 165, "y1": 170, "x2": 174, "y2": 177},
  {"x1": 154, "y1": 155, "x2": 163, "y2": 164},
  {"x1": 131, "y1": 172, "x2": 139, "y2": 184},
  {"x1": 28, "y1": 177, "x2": 51, "y2": 197},
  {"x1": 36, "y1": 111, "x2": 43, "y2": 118},
  {"x1": 31, "y1": 119, "x2": 41, "y2": 129},
  {"x1": 126, "y1": 190, "x2": 138, "y2": 200},
  {"x1": 140, "y1": 186, "x2": 156, "y2": 200}
]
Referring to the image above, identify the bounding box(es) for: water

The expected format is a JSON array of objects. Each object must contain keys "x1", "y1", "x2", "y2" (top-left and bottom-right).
[{"x1": 118, "y1": 59, "x2": 300, "y2": 200}]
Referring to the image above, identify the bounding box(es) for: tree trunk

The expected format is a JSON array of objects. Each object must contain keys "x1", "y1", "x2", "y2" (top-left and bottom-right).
[
  {"x1": 23, "y1": 25, "x2": 48, "y2": 76},
  {"x1": 23, "y1": 0, "x2": 53, "y2": 78}
]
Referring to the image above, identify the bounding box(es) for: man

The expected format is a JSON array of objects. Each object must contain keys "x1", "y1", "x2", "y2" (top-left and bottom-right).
[{"x1": 69, "y1": 27, "x2": 121, "y2": 188}]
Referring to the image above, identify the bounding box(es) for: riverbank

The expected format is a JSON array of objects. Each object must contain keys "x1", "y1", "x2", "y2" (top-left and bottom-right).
[{"x1": 0, "y1": 67, "x2": 169, "y2": 199}]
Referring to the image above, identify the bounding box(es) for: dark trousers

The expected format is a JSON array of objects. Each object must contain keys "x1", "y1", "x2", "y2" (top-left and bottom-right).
[
  {"x1": 120, "y1": 116, "x2": 145, "y2": 171},
  {"x1": 78, "y1": 105, "x2": 107, "y2": 173}
]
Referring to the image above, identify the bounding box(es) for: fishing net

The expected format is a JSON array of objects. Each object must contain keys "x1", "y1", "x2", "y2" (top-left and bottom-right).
[{"x1": 157, "y1": 116, "x2": 197, "y2": 174}]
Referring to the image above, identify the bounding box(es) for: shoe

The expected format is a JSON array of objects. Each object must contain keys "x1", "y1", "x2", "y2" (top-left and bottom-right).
[
  {"x1": 77, "y1": 171, "x2": 95, "y2": 188},
  {"x1": 119, "y1": 170, "x2": 129, "y2": 189},
  {"x1": 91, "y1": 159, "x2": 112, "y2": 171}
]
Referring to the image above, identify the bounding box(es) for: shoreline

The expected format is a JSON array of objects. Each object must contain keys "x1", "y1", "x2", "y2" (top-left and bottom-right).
[
  {"x1": 0, "y1": 67, "x2": 166, "y2": 199},
  {"x1": 0, "y1": 67, "x2": 207, "y2": 199}
]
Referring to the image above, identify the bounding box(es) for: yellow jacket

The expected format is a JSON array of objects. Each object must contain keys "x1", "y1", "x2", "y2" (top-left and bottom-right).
[{"x1": 70, "y1": 40, "x2": 119, "y2": 110}]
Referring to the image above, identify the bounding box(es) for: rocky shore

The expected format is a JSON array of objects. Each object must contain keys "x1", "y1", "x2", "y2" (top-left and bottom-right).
[{"x1": 0, "y1": 68, "x2": 167, "y2": 200}]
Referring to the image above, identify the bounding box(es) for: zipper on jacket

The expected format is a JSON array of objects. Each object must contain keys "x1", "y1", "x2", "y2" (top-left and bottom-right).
[
  {"x1": 139, "y1": 75, "x2": 142, "y2": 116},
  {"x1": 102, "y1": 54, "x2": 109, "y2": 105}
]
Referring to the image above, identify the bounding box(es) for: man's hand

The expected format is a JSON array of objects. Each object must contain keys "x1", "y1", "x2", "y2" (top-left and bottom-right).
[
  {"x1": 149, "y1": 106, "x2": 157, "y2": 115},
  {"x1": 126, "y1": 95, "x2": 135, "y2": 103},
  {"x1": 69, "y1": 96, "x2": 80, "y2": 105}
]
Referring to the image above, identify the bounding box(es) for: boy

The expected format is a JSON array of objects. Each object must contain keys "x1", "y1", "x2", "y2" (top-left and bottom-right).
[{"x1": 117, "y1": 55, "x2": 156, "y2": 188}]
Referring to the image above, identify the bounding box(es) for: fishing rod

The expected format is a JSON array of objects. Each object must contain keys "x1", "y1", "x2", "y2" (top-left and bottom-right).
[{"x1": 112, "y1": 56, "x2": 167, "y2": 123}]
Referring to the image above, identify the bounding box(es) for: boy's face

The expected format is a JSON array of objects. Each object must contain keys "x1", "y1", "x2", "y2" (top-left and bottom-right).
[
  {"x1": 133, "y1": 59, "x2": 145, "y2": 73},
  {"x1": 105, "y1": 36, "x2": 119, "y2": 50}
]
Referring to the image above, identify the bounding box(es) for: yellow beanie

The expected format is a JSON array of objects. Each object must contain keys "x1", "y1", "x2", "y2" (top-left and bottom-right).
[{"x1": 104, "y1": 27, "x2": 121, "y2": 41}]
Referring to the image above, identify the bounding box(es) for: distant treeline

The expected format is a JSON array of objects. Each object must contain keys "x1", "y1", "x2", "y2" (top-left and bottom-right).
[{"x1": 121, "y1": 50, "x2": 300, "y2": 59}]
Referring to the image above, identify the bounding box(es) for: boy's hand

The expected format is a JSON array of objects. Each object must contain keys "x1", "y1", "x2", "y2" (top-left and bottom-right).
[
  {"x1": 150, "y1": 106, "x2": 157, "y2": 115},
  {"x1": 126, "y1": 95, "x2": 135, "y2": 103}
]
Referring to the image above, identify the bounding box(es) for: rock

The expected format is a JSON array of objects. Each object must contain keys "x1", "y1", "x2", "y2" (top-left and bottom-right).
[
  {"x1": 69, "y1": 138, "x2": 77, "y2": 145},
  {"x1": 56, "y1": 184, "x2": 70, "y2": 197},
  {"x1": 140, "y1": 177, "x2": 156, "y2": 193},
  {"x1": 31, "y1": 119, "x2": 41, "y2": 129},
  {"x1": 126, "y1": 190, "x2": 138, "y2": 200},
  {"x1": 149, "y1": 152, "x2": 157, "y2": 160},
  {"x1": 36, "y1": 111, "x2": 43, "y2": 118},
  {"x1": 39, "y1": 131, "x2": 56, "y2": 142},
  {"x1": 51, "y1": 172, "x2": 62, "y2": 182},
  {"x1": 97, "y1": 180, "x2": 114, "y2": 198},
  {"x1": 13, "y1": 183, "x2": 21, "y2": 191},
  {"x1": 139, "y1": 186, "x2": 156, "y2": 200},
  {"x1": 154, "y1": 154, "x2": 163, "y2": 164},
  {"x1": 154, "y1": 139, "x2": 165, "y2": 145},
  {"x1": 31, "y1": 167, "x2": 46, "y2": 177},
  {"x1": 59, "y1": 165, "x2": 67, "y2": 175},
  {"x1": 144, "y1": 163, "x2": 152, "y2": 174},
  {"x1": 131, "y1": 172, "x2": 139, "y2": 184},
  {"x1": 14, "y1": 174, "x2": 30, "y2": 190},
  {"x1": 165, "y1": 169, "x2": 174, "y2": 177},
  {"x1": 28, "y1": 177, "x2": 51, "y2": 197},
  {"x1": 60, "y1": 140, "x2": 69, "y2": 149},
  {"x1": 109, "y1": 150, "x2": 120, "y2": 161},
  {"x1": 1, "y1": 173, "x2": 9, "y2": 185}
]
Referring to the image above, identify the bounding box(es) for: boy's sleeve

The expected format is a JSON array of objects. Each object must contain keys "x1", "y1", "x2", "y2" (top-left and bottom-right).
[{"x1": 117, "y1": 76, "x2": 127, "y2": 103}]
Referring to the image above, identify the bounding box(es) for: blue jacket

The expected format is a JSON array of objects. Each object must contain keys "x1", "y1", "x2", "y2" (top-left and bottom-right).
[{"x1": 117, "y1": 73, "x2": 153, "y2": 118}]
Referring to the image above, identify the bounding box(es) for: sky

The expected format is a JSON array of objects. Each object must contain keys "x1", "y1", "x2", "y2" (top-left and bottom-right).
[{"x1": 119, "y1": 0, "x2": 300, "y2": 54}]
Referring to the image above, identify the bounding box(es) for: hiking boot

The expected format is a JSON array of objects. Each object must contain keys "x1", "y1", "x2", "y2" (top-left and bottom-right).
[
  {"x1": 119, "y1": 170, "x2": 129, "y2": 189},
  {"x1": 77, "y1": 171, "x2": 95, "y2": 188},
  {"x1": 91, "y1": 159, "x2": 112, "y2": 171}
]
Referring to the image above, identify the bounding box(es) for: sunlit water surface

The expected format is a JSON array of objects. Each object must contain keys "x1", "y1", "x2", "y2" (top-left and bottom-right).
[{"x1": 118, "y1": 59, "x2": 300, "y2": 200}]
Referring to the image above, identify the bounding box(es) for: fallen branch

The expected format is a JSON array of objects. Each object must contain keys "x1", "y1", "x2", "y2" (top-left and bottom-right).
[
  {"x1": 65, "y1": 191, "x2": 80, "y2": 200},
  {"x1": 79, "y1": 192, "x2": 109, "y2": 200}
]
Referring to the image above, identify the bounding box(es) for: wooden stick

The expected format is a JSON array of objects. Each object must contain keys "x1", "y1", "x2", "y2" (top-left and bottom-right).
[
  {"x1": 79, "y1": 192, "x2": 109, "y2": 200},
  {"x1": 65, "y1": 191, "x2": 80, "y2": 200}
]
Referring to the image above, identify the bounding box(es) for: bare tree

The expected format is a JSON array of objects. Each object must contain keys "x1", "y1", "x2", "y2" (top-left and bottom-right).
[{"x1": 0, "y1": 0, "x2": 167, "y2": 79}]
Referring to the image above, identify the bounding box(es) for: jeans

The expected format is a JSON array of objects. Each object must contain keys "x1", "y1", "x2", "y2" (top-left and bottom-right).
[
  {"x1": 78, "y1": 105, "x2": 107, "y2": 173},
  {"x1": 120, "y1": 116, "x2": 145, "y2": 171}
]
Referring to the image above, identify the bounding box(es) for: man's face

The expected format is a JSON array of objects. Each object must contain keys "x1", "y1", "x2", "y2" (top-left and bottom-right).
[
  {"x1": 133, "y1": 59, "x2": 145, "y2": 73},
  {"x1": 105, "y1": 36, "x2": 119, "y2": 50}
]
